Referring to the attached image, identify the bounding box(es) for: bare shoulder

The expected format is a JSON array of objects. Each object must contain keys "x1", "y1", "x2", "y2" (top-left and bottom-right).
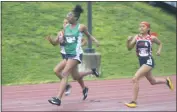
[
  {"x1": 79, "y1": 24, "x2": 85, "y2": 28},
  {"x1": 65, "y1": 23, "x2": 69, "y2": 27},
  {"x1": 151, "y1": 35, "x2": 158, "y2": 41},
  {"x1": 151, "y1": 35, "x2": 157, "y2": 39},
  {"x1": 79, "y1": 24, "x2": 87, "y2": 32}
]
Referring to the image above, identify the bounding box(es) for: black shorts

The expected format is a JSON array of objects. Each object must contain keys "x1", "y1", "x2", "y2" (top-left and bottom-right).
[
  {"x1": 138, "y1": 56, "x2": 155, "y2": 68},
  {"x1": 61, "y1": 53, "x2": 66, "y2": 59},
  {"x1": 61, "y1": 53, "x2": 83, "y2": 63}
]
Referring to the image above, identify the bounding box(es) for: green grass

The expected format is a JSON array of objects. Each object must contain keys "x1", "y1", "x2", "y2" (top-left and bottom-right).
[{"x1": 2, "y1": 2, "x2": 176, "y2": 85}]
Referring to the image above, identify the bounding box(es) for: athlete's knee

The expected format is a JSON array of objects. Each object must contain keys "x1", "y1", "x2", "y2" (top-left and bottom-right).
[
  {"x1": 72, "y1": 77, "x2": 77, "y2": 80},
  {"x1": 71, "y1": 70, "x2": 81, "y2": 80},
  {"x1": 72, "y1": 75, "x2": 81, "y2": 80},
  {"x1": 132, "y1": 77, "x2": 139, "y2": 83},
  {"x1": 57, "y1": 73, "x2": 62, "y2": 79},
  {"x1": 53, "y1": 68, "x2": 59, "y2": 74},
  {"x1": 53, "y1": 68, "x2": 60, "y2": 77},
  {"x1": 61, "y1": 71, "x2": 69, "y2": 78},
  {"x1": 149, "y1": 79, "x2": 156, "y2": 85}
]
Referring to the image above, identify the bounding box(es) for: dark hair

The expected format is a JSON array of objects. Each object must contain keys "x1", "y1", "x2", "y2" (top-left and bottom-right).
[
  {"x1": 147, "y1": 30, "x2": 151, "y2": 35},
  {"x1": 147, "y1": 30, "x2": 158, "y2": 37},
  {"x1": 72, "y1": 5, "x2": 84, "y2": 20}
]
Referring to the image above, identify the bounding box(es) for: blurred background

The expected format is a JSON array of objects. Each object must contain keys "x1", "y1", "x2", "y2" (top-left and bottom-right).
[{"x1": 1, "y1": 1, "x2": 176, "y2": 85}]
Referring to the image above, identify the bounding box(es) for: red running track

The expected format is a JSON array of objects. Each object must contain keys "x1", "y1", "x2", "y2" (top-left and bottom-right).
[{"x1": 2, "y1": 75, "x2": 176, "y2": 111}]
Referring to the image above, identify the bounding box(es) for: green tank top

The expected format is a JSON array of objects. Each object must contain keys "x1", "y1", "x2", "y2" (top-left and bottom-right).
[{"x1": 64, "y1": 23, "x2": 83, "y2": 55}]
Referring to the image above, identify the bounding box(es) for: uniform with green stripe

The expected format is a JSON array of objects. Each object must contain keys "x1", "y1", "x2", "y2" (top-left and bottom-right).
[{"x1": 64, "y1": 23, "x2": 82, "y2": 55}]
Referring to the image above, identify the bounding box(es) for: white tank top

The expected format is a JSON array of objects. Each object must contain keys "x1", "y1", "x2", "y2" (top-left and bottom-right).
[{"x1": 57, "y1": 31, "x2": 66, "y2": 54}]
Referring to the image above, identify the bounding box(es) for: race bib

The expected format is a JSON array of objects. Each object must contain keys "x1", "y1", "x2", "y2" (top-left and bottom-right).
[
  {"x1": 139, "y1": 48, "x2": 148, "y2": 57},
  {"x1": 65, "y1": 36, "x2": 76, "y2": 43}
]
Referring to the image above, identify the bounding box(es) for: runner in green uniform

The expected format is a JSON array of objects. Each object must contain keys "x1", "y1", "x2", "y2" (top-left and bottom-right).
[
  {"x1": 48, "y1": 5, "x2": 99, "y2": 106},
  {"x1": 46, "y1": 19, "x2": 99, "y2": 97}
]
